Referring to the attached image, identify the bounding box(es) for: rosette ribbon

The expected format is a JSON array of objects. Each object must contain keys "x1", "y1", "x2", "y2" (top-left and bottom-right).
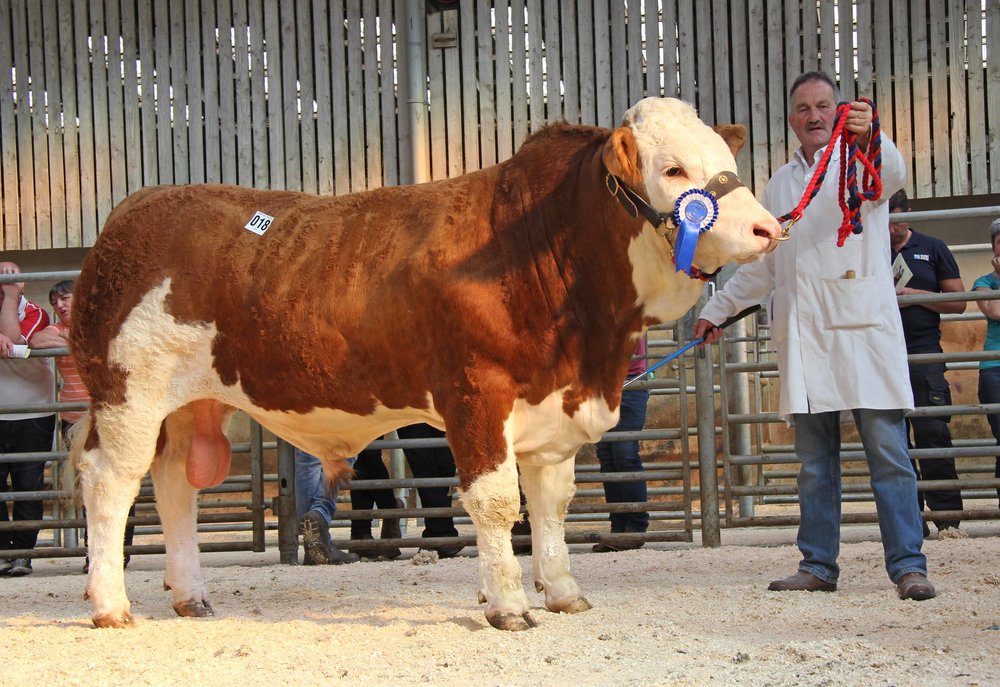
[{"x1": 672, "y1": 189, "x2": 719, "y2": 277}]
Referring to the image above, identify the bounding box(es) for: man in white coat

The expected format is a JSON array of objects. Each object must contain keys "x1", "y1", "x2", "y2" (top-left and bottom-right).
[{"x1": 693, "y1": 71, "x2": 935, "y2": 601}]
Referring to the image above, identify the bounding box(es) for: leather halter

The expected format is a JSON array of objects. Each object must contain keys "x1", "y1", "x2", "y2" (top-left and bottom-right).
[{"x1": 604, "y1": 168, "x2": 746, "y2": 279}]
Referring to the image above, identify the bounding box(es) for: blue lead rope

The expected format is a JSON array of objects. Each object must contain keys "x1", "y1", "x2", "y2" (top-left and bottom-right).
[{"x1": 623, "y1": 304, "x2": 763, "y2": 389}]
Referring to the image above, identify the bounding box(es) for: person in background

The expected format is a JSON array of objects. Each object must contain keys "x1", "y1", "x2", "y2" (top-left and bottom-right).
[
  {"x1": 396, "y1": 424, "x2": 464, "y2": 558},
  {"x1": 693, "y1": 72, "x2": 935, "y2": 601},
  {"x1": 31, "y1": 280, "x2": 136, "y2": 572},
  {"x1": 0, "y1": 261, "x2": 55, "y2": 577},
  {"x1": 349, "y1": 445, "x2": 404, "y2": 560},
  {"x1": 350, "y1": 424, "x2": 463, "y2": 559},
  {"x1": 972, "y1": 217, "x2": 1000, "y2": 510},
  {"x1": 295, "y1": 448, "x2": 359, "y2": 565},
  {"x1": 592, "y1": 339, "x2": 650, "y2": 552},
  {"x1": 888, "y1": 190, "x2": 966, "y2": 535}
]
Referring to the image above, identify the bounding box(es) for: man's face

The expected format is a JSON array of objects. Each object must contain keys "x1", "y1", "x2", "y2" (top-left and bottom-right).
[
  {"x1": 50, "y1": 291, "x2": 73, "y2": 324},
  {"x1": 889, "y1": 208, "x2": 910, "y2": 250},
  {"x1": 788, "y1": 79, "x2": 838, "y2": 158}
]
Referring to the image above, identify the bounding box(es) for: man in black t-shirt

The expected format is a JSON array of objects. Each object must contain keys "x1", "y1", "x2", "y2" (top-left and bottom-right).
[{"x1": 890, "y1": 190, "x2": 965, "y2": 534}]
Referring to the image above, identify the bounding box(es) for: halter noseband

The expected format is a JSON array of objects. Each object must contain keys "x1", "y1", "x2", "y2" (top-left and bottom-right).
[{"x1": 604, "y1": 168, "x2": 746, "y2": 280}]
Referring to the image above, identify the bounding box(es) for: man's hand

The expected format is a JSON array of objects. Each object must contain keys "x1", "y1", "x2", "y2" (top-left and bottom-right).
[
  {"x1": 896, "y1": 285, "x2": 915, "y2": 307},
  {"x1": 692, "y1": 318, "x2": 723, "y2": 346},
  {"x1": 844, "y1": 99, "x2": 873, "y2": 149},
  {"x1": 0, "y1": 262, "x2": 24, "y2": 303},
  {"x1": 0, "y1": 332, "x2": 15, "y2": 358}
]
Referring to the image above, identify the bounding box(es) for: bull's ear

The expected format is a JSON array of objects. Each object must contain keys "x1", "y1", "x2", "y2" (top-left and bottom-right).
[
  {"x1": 602, "y1": 127, "x2": 643, "y2": 187},
  {"x1": 713, "y1": 124, "x2": 747, "y2": 157}
]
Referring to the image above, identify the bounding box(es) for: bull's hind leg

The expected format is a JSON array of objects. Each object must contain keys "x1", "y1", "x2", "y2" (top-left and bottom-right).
[
  {"x1": 152, "y1": 401, "x2": 235, "y2": 618},
  {"x1": 519, "y1": 459, "x2": 592, "y2": 615},
  {"x1": 76, "y1": 409, "x2": 160, "y2": 628},
  {"x1": 459, "y1": 454, "x2": 534, "y2": 631}
]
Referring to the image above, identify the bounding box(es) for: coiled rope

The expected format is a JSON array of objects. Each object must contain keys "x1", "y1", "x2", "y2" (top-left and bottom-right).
[{"x1": 775, "y1": 98, "x2": 883, "y2": 246}]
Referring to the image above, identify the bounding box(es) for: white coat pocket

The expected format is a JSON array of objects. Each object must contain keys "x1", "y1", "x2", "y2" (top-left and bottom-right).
[{"x1": 818, "y1": 275, "x2": 880, "y2": 329}]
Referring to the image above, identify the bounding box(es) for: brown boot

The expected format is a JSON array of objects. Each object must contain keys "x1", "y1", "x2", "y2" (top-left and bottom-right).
[
  {"x1": 301, "y1": 510, "x2": 359, "y2": 565},
  {"x1": 896, "y1": 572, "x2": 936, "y2": 600},
  {"x1": 767, "y1": 570, "x2": 836, "y2": 592}
]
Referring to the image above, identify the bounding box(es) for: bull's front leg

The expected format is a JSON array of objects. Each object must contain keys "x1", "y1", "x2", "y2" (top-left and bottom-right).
[
  {"x1": 519, "y1": 459, "x2": 592, "y2": 615},
  {"x1": 459, "y1": 454, "x2": 534, "y2": 631}
]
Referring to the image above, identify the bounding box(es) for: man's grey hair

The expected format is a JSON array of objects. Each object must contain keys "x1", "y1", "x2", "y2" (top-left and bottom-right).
[
  {"x1": 789, "y1": 71, "x2": 841, "y2": 102},
  {"x1": 990, "y1": 218, "x2": 1000, "y2": 245}
]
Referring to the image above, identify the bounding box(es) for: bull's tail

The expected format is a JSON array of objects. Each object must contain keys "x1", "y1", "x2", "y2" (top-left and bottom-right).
[
  {"x1": 63, "y1": 411, "x2": 92, "y2": 510},
  {"x1": 323, "y1": 458, "x2": 356, "y2": 499}
]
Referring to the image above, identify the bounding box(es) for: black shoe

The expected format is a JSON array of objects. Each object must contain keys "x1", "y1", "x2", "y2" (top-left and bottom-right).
[
  {"x1": 0, "y1": 559, "x2": 12, "y2": 575},
  {"x1": 418, "y1": 544, "x2": 464, "y2": 559},
  {"x1": 6, "y1": 558, "x2": 32, "y2": 576},
  {"x1": 301, "y1": 510, "x2": 359, "y2": 565},
  {"x1": 351, "y1": 530, "x2": 398, "y2": 561},
  {"x1": 377, "y1": 499, "x2": 404, "y2": 559},
  {"x1": 591, "y1": 541, "x2": 644, "y2": 553}
]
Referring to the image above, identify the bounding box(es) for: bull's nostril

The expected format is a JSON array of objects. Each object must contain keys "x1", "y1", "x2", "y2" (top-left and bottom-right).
[{"x1": 753, "y1": 227, "x2": 771, "y2": 238}]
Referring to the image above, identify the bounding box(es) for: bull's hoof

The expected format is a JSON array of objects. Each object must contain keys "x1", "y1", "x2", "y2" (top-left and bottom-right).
[
  {"x1": 548, "y1": 596, "x2": 593, "y2": 615},
  {"x1": 173, "y1": 600, "x2": 214, "y2": 618},
  {"x1": 92, "y1": 611, "x2": 136, "y2": 628},
  {"x1": 487, "y1": 611, "x2": 537, "y2": 631},
  {"x1": 477, "y1": 591, "x2": 487, "y2": 604}
]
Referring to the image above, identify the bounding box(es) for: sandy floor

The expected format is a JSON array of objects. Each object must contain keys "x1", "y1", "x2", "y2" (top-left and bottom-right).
[{"x1": 3, "y1": 522, "x2": 999, "y2": 687}]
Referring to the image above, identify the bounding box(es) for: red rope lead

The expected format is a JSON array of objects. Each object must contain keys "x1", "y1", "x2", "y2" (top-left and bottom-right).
[{"x1": 775, "y1": 99, "x2": 883, "y2": 246}]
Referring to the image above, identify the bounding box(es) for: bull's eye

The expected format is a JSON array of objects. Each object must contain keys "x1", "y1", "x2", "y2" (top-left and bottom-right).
[{"x1": 665, "y1": 166, "x2": 682, "y2": 177}]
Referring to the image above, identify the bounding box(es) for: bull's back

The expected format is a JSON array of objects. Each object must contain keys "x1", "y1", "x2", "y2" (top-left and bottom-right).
[{"x1": 70, "y1": 180, "x2": 498, "y2": 409}]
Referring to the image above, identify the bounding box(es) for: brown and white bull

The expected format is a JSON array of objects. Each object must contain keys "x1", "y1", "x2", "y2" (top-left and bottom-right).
[{"x1": 70, "y1": 97, "x2": 779, "y2": 631}]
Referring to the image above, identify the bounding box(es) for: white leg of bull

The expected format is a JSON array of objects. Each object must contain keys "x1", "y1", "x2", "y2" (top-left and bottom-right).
[
  {"x1": 76, "y1": 410, "x2": 156, "y2": 628},
  {"x1": 518, "y1": 459, "x2": 592, "y2": 615},
  {"x1": 459, "y1": 455, "x2": 534, "y2": 631},
  {"x1": 151, "y1": 426, "x2": 213, "y2": 619}
]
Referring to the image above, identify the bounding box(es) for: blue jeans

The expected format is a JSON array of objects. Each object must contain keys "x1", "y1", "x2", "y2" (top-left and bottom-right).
[
  {"x1": 595, "y1": 387, "x2": 650, "y2": 533},
  {"x1": 295, "y1": 448, "x2": 354, "y2": 524},
  {"x1": 977, "y1": 367, "x2": 1000, "y2": 507},
  {"x1": 793, "y1": 409, "x2": 927, "y2": 584}
]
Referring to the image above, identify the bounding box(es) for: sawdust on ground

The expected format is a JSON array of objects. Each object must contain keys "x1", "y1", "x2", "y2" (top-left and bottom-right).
[{"x1": 3, "y1": 521, "x2": 999, "y2": 687}]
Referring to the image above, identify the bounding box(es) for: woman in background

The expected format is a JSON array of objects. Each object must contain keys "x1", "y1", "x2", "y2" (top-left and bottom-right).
[{"x1": 971, "y1": 218, "x2": 1000, "y2": 508}]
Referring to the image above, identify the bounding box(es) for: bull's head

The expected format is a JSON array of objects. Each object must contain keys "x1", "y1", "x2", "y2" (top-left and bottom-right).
[{"x1": 602, "y1": 97, "x2": 780, "y2": 277}]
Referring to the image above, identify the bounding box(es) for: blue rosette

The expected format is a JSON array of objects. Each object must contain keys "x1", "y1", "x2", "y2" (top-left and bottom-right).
[{"x1": 672, "y1": 189, "x2": 719, "y2": 275}]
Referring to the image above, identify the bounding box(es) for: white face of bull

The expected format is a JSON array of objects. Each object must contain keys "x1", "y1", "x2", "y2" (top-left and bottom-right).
[{"x1": 615, "y1": 97, "x2": 780, "y2": 274}]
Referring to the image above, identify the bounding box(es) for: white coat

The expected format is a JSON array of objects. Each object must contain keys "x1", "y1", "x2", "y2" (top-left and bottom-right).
[{"x1": 699, "y1": 134, "x2": 913, "y2": 420}]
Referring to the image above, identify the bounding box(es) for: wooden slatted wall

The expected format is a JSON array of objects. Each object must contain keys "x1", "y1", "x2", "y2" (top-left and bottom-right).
[{"x1": 2, "y1": 0, "x2": 998, "y2": 250}]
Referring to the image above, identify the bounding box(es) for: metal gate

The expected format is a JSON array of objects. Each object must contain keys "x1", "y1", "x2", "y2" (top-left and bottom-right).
[
  {"x1": 0, "y1": 268, "x2": 702, "y2": 564},
  {"x1": 714, "y1": 205, "x2": 1000, "y2": 531}
]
